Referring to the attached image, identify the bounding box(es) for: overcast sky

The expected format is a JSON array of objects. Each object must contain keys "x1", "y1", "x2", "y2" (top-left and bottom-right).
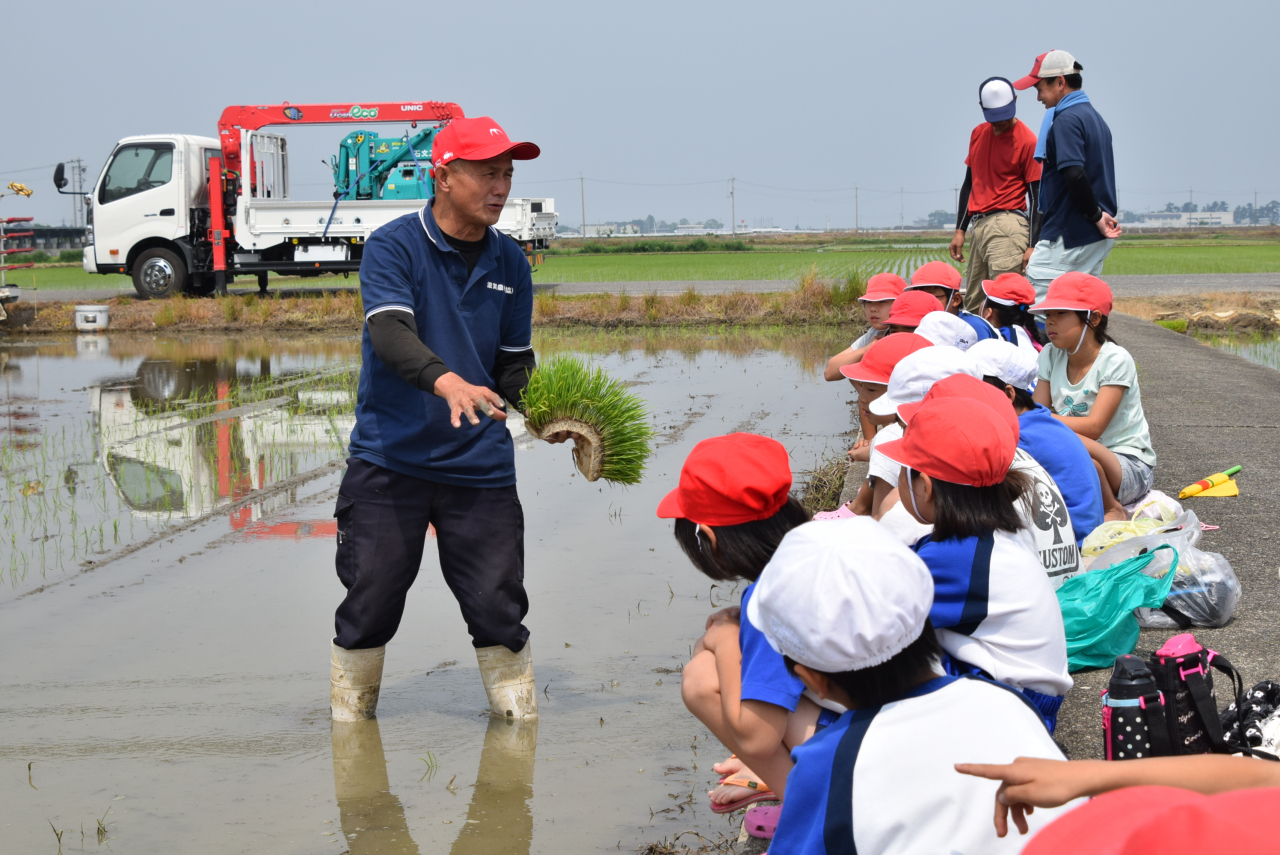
[{"x1": 4, "y1": 0, "x2": 1276, "y2": 230}]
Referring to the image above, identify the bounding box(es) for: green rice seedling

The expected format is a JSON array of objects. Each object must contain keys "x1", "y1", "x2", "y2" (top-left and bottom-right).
[
  {"x1": 1156, "y1": 318, "x2": 1188, "y2": 333},
  {"x1": 153, "y1": 302, "x2": 176, "y2": 327},
  {"x1": 520, "y1": 357, "x2": 654, "y2": 485}
]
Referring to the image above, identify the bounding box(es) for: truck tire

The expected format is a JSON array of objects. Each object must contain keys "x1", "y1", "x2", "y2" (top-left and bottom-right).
[{"x1": 132, "y1": 248, "x2": 187, "y2": 300}]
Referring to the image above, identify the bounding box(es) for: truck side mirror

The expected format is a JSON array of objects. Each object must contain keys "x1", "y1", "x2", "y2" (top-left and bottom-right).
[{"x1": 54, "y1": 163, "x2": 67, "y2": 190}]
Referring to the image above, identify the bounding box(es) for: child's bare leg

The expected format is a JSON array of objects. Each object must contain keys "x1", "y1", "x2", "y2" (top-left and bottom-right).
[
  {"x1": 1079, "y1": 435, "x2": 1127, "y2": 521},
  {"x1": 681, "y1": 639, "x2": 741, "y2": 756}
]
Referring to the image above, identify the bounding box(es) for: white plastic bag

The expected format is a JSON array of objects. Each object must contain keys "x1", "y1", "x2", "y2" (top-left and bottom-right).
[{"x1": 1082, "y1": 508, "x2": 1241, "y2": 629}]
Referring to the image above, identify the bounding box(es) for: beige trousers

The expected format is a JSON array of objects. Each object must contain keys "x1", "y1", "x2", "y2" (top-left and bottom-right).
[{"x1": 961, "y1": 211, "x2": 1031, "y2": 313}]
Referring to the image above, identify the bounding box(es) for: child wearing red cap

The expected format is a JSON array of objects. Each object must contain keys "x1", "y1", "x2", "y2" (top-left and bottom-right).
[
  {"x1": 656, "y1": 434, "x2": 841, "y2": 813},
  {"x1": 980, "y1": 272, "x2": 1046, "y2": 354},
  {"x1": 884, "y1": 290, "x2": 944, "y2": 333},
  {"x1": 823, "y1": 272, "x2": 907, "y2": 381},
  {"x1": 905, "y1": 260, "x2": 1000, "y2": 344},
  {"x1": 878, "y1": 398, "x2": 1071, "y2": 731},
  {"x1": 1031, "y1": 273, "x2": 1155, "y2": 522}
]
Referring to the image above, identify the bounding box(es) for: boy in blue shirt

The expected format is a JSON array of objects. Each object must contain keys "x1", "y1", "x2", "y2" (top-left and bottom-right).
[{"x1": 747, "y1": 517, "x2": 1075, "y2": 855}]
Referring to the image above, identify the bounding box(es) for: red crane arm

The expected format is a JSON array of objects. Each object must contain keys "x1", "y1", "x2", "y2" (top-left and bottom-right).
[{"x1": 216, "y1": 100, "x2": 464, "y2": 176}]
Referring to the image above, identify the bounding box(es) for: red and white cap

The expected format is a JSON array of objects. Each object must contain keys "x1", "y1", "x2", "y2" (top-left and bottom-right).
[
  {"x1": 981, "y1": 272, "x2": 1037, "y2": 308},
  {"x1": 432, "y1": 117, "x2": 540, "y2": 168},
  {"x1": 877, "y1": 398, "x2": 1017, "y2": 488},
  {"x1": 1030, "y1": 271, "x2": 1113, "y2": 316},
  {"x1": 898, "y1": 373, "x2": 1020, "y2": 441},
  {"x1": 745, "y1": 517, "x2": 934, "y2": 673},
  {"x1": 885, "y1": 291, "x2": 945, "y2": 327},
  {"x1": 915, "y1": 311, "x2": 978, "y2": 351},
  {"x1": 1013, "y1": 50, "x2": 1080, "y2": 90},
  {"x1": 904, "y1": 260, "x2": 963, "y2": 294},
  {"x1": 840, "y1": 333, "x2": 933, "y2": 385},
  {"x1": 859, "y1": 272, "x2": 907, "y2": 303},
  {"x1": 656, "y1": 433, "x2": 791, "y2": 526},
  {"x1": 967, "y1": 338, "x2": 1040, "y2": 393},
  {"x1": 869, "y1": 346, "x2": 981, "y2": 416}
]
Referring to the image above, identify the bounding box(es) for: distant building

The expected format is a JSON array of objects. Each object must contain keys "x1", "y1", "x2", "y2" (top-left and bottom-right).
[{"x1": 1129, "y1": 211, "x2": 1236, "y2": 228}]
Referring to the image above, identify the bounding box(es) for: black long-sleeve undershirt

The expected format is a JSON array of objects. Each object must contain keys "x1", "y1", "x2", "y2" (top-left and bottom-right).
[
  {"x1": 367, "y1": 310, "x2": 536, "y2": 409},
  {"x1": 1062, "y1": 164, "x2": 1104, "y2": 224},
  {"x1": 956, "y1": 167, "x2": 974, "y2": 232}
]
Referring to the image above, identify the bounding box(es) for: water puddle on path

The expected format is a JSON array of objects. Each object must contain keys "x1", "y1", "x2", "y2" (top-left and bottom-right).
[{"x1": 1, "y1": 326, "x2": 852, "y2": 854}]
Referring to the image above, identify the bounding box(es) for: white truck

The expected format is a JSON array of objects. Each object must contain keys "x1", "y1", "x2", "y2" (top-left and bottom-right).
[{"x1": 55, "y1": 101, "x2": 556, "y2": 299}]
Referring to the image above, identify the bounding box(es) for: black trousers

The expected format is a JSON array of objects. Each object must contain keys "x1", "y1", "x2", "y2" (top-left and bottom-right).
[{"x1": 333, "y1": 458, "x2": 529, "y2": 652}]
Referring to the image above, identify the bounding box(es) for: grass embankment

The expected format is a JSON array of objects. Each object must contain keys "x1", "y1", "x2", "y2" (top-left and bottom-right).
[{"x1": 2, "y1": 270, "x2": 871, "y2": 334}]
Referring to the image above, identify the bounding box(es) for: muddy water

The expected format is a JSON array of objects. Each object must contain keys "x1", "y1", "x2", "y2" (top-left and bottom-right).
[
  {"x1": 1197, "y1": 331, "x2": 1280, "y2": 372},
  {"x1": 1, "y1": 327, "x2": 853, "y2": 854}
]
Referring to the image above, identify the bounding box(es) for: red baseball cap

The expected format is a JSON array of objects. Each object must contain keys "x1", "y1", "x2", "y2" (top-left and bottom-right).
[
  {"x1": 656, "y1": 433, "x2": 791, "y2": 526},
  {"x1": 885, "y1": 291, "x2": 945, "y2": 327},
  {"x1": 1029, "y1": 271, "x2": 1113, "y2": 316},
  {"x1": 432, "y1": 117, "x2": 540, "y2": 168},
  {"x1": 859, "y1": 272, "x2": 907, "y2": 303},
  {"x1": 905, "y1": 260, "x2": 962, "y2": 293},
  {"x1": 982, "y1": 272, "x2": 1037, "y2": 308},
  {"x1": 1013, "y1": 49, "x2": 1080, "y2": 91},
  {"x1": 1024, "y1": 786, "x2": 1280, "y2": 855},
  {"x1": 898, "y1": 374, "x2": 1020, "y2": 442},
  {"x1": 840, "y1": 333, "x2": 933, "y2": 384},
  {"x1": 876, "y1": 397, "x2": 1016, "y2": 487}
]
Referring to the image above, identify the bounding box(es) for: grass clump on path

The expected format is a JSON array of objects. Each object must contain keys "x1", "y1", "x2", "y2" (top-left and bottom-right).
[{"x1": 520, "y1": 357, "x2": 654, "y2": 485}]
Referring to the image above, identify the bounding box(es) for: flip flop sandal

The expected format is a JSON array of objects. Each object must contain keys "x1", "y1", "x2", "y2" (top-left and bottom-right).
[
  {"x1": 709, "y1": 776, "x2": 776, "y2": 814},
  {"x1": 744, "y1": 803, "x2": 782, "y2": 839}
]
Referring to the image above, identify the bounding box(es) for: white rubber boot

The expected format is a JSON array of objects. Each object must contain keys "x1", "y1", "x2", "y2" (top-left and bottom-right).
[
  {"x1": 330, "y1": 642, "x2": 385, "y2": 722},
  {"x1": 476, "y1": 642, "x2": 538, "y2": 718}
]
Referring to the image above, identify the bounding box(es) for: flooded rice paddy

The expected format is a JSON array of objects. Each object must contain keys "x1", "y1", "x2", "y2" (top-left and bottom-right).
[
  {"x1": 1197, "y1": 331, "x2": 1280, "y2": 372},
  {"x1": 1, "y1": 326, "x2": 852, "y2": 854}
]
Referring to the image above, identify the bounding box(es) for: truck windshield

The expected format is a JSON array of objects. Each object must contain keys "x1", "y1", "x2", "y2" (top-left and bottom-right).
[{"x1": 100, "y1": 144, "x2": 174, "y2": 204}]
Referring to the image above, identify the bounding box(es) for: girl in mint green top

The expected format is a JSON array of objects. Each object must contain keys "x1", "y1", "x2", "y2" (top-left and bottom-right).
[{"x1": 1034, "y1": 311, "x2": 1155, "y2": 522}]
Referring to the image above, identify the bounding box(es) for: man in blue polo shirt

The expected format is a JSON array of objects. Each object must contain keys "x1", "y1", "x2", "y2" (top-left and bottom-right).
[
  {"x1": 1014, "y1": 50, "x2": 1122, "y2": 304},
  {"x1": 329, "y1": 117, "x2": 565, "y2": 722}
]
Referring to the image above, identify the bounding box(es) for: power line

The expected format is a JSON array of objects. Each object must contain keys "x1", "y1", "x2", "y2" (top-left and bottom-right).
[{"x1": 0, "y1": 163, "x2": 60, "y2": 176}]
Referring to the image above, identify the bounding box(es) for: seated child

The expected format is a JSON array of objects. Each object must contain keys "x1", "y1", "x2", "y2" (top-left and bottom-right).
[
  {"x1": 877, "y1": 397, "x2": 1072, "y2": 729},
  {"x1": 980, "y1": 272, "x2": 1046, "y2": 354},
  {"x1": 656, "y1": 433, "x2": 835, "y2": 809},
  {"x1": 747, "y1": 516, "x2": 1076, "y2": 855},
  {"x1": 915, "y1": 310, "x2": 978, "y2": 350},
  {"x1": 901, "y1": 373, "x2": 1085, "y2": 587},
  {"x1": 829, "y1": 334, "x2": 932, "y2": 519},
  {"x1": 1030, "y1": 273, "x2": 1156, "y2": 522},
  {"x1": 865, "y1": 346, "x2": 980, "y2": 540},
  {"x1": 882, "y1": 290, "x2": 943, "y2": 334},
  {"x1": 969, "y1": 338, "x2": 1104, "y2": 548},
  {"x1": 903, "y1": 260, "x2": 998, "y2": 343},
  {"x1": 825, "y1": 273, "x2": 907, "y2": 453},
  {"x1": 823, "y1": 272, "x2": 906, "y2": 381}
]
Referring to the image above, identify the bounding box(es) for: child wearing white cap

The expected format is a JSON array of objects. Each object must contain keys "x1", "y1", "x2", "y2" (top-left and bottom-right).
[
  {"x1": 748, "y1": 517, "x2": 1075, "y2": 855},
  {"x1": 970, "y1": 338, "x2": 1105, "y2": 548}
]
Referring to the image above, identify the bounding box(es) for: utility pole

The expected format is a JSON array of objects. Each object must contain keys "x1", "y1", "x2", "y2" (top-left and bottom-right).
[
  {"x1": 579, "y1": 174, "x2": 586, "y2": 239},
  {"x1": 1256, "y1": 190, "x2": 1259, "y2": 225},
  {"x1": 900, "y1": 187, "x2": 904, "y2": 230},
  {"x1": 730, "y1": 176, "x2": 736, "y2": 236},
  {"x1": 855, "y1": 185, "x2": 859, "y2": 233},
  {"x1": 953, "y1": 185, "x2": 958, "y2": 215}
]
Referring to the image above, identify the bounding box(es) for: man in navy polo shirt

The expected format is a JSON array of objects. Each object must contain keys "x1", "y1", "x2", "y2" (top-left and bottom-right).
[
  {"x1": 329, "y1": 117, "x2": 564, "y2": 722},
  {"x1": 1014, "y1": 50, "x2": 1122, "y2": 304}
]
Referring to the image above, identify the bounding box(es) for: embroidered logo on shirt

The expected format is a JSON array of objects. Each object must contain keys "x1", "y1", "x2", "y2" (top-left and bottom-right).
[{"x1": 487, "y1": 281, "x2": 514, "y2": 295}]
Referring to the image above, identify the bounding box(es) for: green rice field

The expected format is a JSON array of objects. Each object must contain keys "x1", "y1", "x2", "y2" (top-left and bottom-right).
[{"x1": 7, "y1": 242, "x2": 1280, "y2": 291}]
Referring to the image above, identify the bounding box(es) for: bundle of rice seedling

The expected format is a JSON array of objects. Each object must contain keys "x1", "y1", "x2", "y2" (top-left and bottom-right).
[{"x1": 521, "y1": 357, "x2": 654, "y2": 485}]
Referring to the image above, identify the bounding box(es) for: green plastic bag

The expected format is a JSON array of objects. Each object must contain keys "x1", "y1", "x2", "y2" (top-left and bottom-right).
[{"x1": 1056, "y1": 545, "x2": 1179, "y2": 672}]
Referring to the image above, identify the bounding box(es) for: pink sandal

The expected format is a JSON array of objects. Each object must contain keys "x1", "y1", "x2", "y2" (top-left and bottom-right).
[
  {"x1": 709, "y1": 776, "x2": 776, "y2": 814},
  {"x1": 745, "y1": 803, "x2": 782, "y2": 839}
]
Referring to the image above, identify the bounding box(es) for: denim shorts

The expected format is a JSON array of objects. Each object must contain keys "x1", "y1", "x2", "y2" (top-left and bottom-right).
[{"x1": 1116, "y1": 452, "x2": 1155, "y2": 506}]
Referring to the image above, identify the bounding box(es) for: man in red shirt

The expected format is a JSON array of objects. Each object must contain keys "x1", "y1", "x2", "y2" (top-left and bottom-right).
[{"x1": 949, "y1": 77, "x2": 1043, "y2": 313}]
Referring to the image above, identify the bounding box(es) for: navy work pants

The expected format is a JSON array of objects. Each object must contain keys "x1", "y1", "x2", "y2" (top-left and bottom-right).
[{"x1": 333, "y1": 458, "x2": 529, "y2": 652}]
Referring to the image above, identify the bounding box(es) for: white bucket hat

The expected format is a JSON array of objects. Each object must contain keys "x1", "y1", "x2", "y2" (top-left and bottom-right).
[
  {"x1": 968, "y1": 339, "x2": 1039, "y2": 393},
  {"x1": 915, "y1": 311, "x2": 978, "y2": 351}
]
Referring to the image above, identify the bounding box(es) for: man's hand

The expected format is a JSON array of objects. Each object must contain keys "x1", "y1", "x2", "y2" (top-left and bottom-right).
[
  {"x1": 433, "y1": 372, "x2": 507, "y2": 427},
  {"x1": 949, "y1": 229, "x2": 966, "y2": 262},
  {"x1": 1021, "y1": 246, "x2": 1034, "y2": 273},
  {"x1": 955, "y1": 757, "x2": 1101, "y2": 837},
  {"x1": 1096, "y1": 211, "x2": 1122, "y2": 240}
]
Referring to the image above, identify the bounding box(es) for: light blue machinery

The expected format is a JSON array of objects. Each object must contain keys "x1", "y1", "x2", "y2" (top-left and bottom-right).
[{"x1": 330, "y1": 127, "x2": 436, "y2": 200}]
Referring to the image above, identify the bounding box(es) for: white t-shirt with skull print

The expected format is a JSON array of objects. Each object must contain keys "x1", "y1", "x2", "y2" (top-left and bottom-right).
[{"x1": 1010, "y1": 448, "x2": 1080, "y2": 588}]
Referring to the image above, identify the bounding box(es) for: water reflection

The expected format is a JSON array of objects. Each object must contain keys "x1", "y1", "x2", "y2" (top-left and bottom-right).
[
  {"x1": 449, "y1": 717, "x2": 538, "y2": 855},
  {"x1": 332, "y1": 719, "x2": 422, "y2": 855}
]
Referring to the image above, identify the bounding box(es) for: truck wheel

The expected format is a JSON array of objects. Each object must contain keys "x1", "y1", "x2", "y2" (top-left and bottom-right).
[{"x1": 132, "y1": 248, "x2": 187, "y2": 300}]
